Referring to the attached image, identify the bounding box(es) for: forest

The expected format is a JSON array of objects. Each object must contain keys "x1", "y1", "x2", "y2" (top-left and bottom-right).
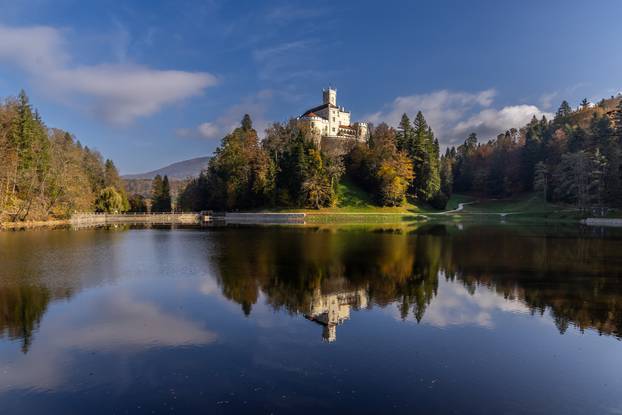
[
  {"x1": 446, "y1": 97, "x2": 622, "y2": 209},
  {"x1": 3, "y1": 89, "x2": 621, "y2": 221},
  {"x1": 179, "y1": 95, "x2": 622, "y2": 213},
  {"x1": 0, "y1": 91, "x2": 132, "y2": 221}
]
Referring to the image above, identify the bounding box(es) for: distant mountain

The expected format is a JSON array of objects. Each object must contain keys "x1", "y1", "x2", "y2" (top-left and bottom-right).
[{"x1": 123, "y1": 156, "x2": 210, "y2": 180}]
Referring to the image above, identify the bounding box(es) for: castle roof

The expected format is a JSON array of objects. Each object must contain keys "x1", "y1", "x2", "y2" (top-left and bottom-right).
[{"x1": 300, "y1": 102, "x2": 338, "y2": 118}]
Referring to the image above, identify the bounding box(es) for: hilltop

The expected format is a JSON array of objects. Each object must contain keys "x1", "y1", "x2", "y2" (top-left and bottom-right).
[{"x1": 122, "y1": 156, "x2": 210, "y2": 180}]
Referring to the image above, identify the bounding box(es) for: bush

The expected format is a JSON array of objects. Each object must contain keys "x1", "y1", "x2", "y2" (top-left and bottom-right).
[{"x1": 429, "y1": 192, "x2": 449, "y2": 210}]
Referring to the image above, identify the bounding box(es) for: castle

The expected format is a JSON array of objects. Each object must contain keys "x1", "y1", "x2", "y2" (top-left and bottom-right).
[{"x1": 298, "y1": 87, "x2": 369, "y2": 145}]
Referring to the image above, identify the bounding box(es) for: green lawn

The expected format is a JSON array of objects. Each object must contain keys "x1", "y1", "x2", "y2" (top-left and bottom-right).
[
  {"x1": 443, "y1": 193, "x2": 584, "y2": 221},
  {"x1": 259, "y1": 186, "x2": 586, "y2": 223}
]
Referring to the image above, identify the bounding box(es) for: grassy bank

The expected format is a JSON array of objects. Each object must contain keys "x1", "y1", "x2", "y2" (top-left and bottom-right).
[{"x1": 439, "y1": 193, "x2": 585, "y2": 222}]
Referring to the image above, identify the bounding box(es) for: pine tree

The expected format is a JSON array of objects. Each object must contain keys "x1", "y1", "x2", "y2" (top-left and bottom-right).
[
  {"x1": 161, "y1": 175, "x2": 172, "y2": 211},
  {"x1": 396, "y1": 113, "x2": 413, "y2": 152},
  {"x1": 241, "y1": 114, "x2": 253, "y2": 132},
  {"x1": 588, "y1": 148, "x2": 607, "y2": 208},
  {"x1": 533, "y1": 161, "x2": 548, "y2": 201},
  {"x1": 411, "y1": 111, "x2": 431, "y2": 199},
  {"x1": 555, "y1": 100, "x2": 572, "y2": 123},
  {"x1": 151, "y1": 174, "x2": 164, "y2": 212},
  {"x1": 521, "y1": 123, "x2": 543, "y2": 190}
]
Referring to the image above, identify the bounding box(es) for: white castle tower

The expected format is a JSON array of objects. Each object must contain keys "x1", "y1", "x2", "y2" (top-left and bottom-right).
[{"x1": 298, "y1": 87, "x2": 369, "y2": 145}]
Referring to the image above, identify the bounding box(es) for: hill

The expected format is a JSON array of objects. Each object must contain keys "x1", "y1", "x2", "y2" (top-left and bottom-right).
[{"x1": 122, "y1": 156, "x2": 210, "y2": 180}]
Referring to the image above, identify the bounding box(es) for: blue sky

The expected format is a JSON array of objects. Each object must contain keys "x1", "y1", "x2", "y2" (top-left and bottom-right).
[{"x1": 1, "y1": 0, "x2": 621, "y2": 174}]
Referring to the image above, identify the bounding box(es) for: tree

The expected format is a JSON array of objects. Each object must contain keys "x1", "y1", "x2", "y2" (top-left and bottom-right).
[
  {"x1": 203, "y1": 115, "x2": 275, "y2": 210},
  {"x1": 151, "y1": 174, "x2": 172, "y2": 212},
  {"x1": 103, "y1": 159, "x2": 129, "y2": 211},
  {"x1": 128, "y1": 194, "x2": 147, "y2": 212},
  {"x1": 0, "y1": 90, "x2": 121, "y2": 221},
  {"x1": 241, "y1": 114, "x2": 253, "y2": 132},
  {"x1": 408, "y1": 111, "x2": 440, "y2": 201},
  {"x1": 346, "y1": 123, "x2": 413, "y2": 206},
  {"x1": 533, "y1": 161, "x2": 549, "y2": 201},
  {"x1": 95, "y1": 186, "x2": 125, "y2": 213},
  {"x1": 177, "y1": 172, "x2": 209, "y2": 212},
  {"x1": 615, "y1": 99, "x2": 622, "y2": 139},
  {"x1": 396, "y1": 113, "x2": 413, "y2": 152},
  {"x1": 555, "y1": 100, "x2": 572, "y2": 123},
  {"x1": 439, "y1": 153, "x2": 453, "y2": 198}
]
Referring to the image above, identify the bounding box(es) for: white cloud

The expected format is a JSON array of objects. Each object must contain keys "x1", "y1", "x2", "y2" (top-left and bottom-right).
[
  {"x1": 366, "y1": 89, "x2": 552, "y2": 146},
  {"x1": 0, "y1": 24, "x2": 218, "y2": 124},
  {"x1": 452, "y1": 105, "x2": 552, "y2": 142},
  {"x1": 178, "y1": 90, "x2": 274, "y2": 140},
  {"x1": 197, "y1": 122, "x2": 221, "y2": 139}
]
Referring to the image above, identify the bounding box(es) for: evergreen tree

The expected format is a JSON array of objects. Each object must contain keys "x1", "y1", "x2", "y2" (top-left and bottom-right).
[
  {"x1": 615, "y1": 99, "x2": 622, "y2": 140},
  {"x1": 151, "y1": 174, "x2": 165, "y2": 212},
  {"x1": 533, "y1": 161, "x2": 549, "y2": 201},
  {"x1": 567, "y1": 127, "x2": 588, "y2": 153},
  {"x1": 588, "y1": 148, "x2": 607, "y2": 207},
  {"x1": 161, "y1": 175, "x2": 172, "y2": 211},
  {"x1": 241, "y1": 114, "x2": 253, "y2": 132},
  {"x1": 396, "y1": 113, "x2": 413, "y2": 152},
  {"x1": 410, "y1": 111, "x2": 439, "y2": 201},
  {"x1": 203, "y1": 115, "x2": 275, "y2": 210},
  {"x1": 554, "y1": 100, "x2": 572, "y2": 123}
]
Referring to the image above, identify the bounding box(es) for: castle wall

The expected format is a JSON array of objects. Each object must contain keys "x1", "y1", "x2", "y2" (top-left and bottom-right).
[{"x1": 320, "y1": 135, "x2": 358, "y2": 157}]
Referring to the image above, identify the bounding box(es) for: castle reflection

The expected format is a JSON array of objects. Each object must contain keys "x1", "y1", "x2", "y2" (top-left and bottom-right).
[{"x1": 305, "y1": 282, "x2": 368, "y2": 342}]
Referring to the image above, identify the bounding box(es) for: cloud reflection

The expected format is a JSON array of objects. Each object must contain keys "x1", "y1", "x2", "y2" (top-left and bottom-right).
[
  {"x1": 403, "y1": 276, "x2": 529, "y2": 328},
  {"x1": 0, "y1": 287, "x2": 216, "y2": 391}
]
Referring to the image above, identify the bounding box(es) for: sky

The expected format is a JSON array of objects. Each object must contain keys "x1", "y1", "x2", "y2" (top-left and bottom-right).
[{"x1": 1, "y1": 0, "x2": 621, "y2": 174}]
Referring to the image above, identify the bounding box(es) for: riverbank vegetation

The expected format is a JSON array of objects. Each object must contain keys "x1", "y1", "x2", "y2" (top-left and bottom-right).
[{"x1": 0, "y1": 91, "x2": 129, "y2": 221}]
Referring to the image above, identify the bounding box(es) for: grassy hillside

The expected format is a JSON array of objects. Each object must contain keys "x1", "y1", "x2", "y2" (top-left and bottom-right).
[{"x1": 442, "y1": 193, "x2": 584, "y2": 221}]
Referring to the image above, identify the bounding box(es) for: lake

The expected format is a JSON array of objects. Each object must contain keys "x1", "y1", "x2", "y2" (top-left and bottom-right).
[{"x1": 0, "y1": 224, "x2": 621, "y2": 414}]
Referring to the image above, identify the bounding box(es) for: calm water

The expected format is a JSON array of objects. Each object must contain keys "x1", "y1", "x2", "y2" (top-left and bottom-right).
[{"x1": 1, "y1": 224, "x2": 621, "y2": 414}]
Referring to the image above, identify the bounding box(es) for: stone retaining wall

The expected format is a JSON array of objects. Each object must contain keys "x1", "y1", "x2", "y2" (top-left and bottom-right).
[
  {"x1": 224, "y1": 212, "x2": 305, "y2": 224},
  {"x1": 70, "y1": 213, "x2": 200, "y2": 226}
]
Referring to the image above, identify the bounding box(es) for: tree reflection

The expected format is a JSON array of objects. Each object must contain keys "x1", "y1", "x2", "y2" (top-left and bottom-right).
[
  {"x1": 211, "y1": 225, "x2": 622, "y2": 340},
  {"x1": 0, "y1": 285, "x2": 51, "y2": 353}
]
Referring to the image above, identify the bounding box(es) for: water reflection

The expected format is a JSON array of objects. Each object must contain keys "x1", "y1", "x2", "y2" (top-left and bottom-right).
[
  {"x1": 1, "y1": 225, "x2": 622, "y2": 414},
  {"x1": 1, "y1": 224, "x2": 622, "y2": 354},
  {"x1": 208, "y1": 224, "x2": 622, "y2": 340},
  {"x1": 305, "y1": 283, "x2": 368, "y2": 342}
]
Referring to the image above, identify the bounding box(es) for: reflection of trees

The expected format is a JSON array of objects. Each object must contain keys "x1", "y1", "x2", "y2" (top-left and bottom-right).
[
  {"x1": 444, "y1": 226, "x2": 622, "y2": 338},
  {"x1": 0, "y1": 285, "x2": 51, "y2": 353},
  {"x1": 211, "y1": 227, "x2": 441, "y2": 321},
  {"x1": 0, "y1": 228, "x2": 127, "y2": 352},
  {"x1": 212, "y1": 225, "x2": 622, "y2": 339}
]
